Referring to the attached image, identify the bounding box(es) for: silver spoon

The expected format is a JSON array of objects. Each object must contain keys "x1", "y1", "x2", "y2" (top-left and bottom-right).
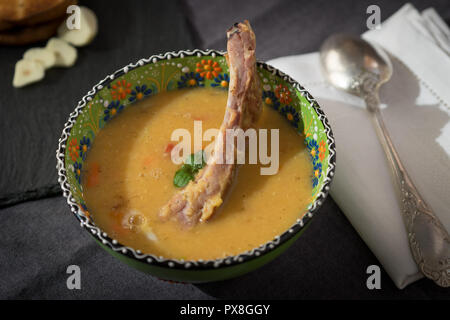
[{"x1": 320, "y1": 34, "x2": 450, "y2": 287}]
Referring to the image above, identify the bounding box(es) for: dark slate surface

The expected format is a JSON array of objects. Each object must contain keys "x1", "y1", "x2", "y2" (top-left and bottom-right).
[
  {"x1": 1, "y1": 0, "x2": 449, "y2": 299},
  {"x1": 0, "y1": 0, "x2": 195, "y2": 206}
]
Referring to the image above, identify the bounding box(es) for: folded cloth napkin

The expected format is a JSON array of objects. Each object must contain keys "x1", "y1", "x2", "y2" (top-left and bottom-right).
[{"x1": 268, "y1": 3, "x2": 450, "y2": 289}]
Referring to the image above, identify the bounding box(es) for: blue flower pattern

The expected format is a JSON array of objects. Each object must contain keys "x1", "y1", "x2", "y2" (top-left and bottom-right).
[
  {"x1": 104, "y1": 100, "x2": 124, "y2": 122},
  {"x1": 79, "y1": 136, "x2": 90, "y2": 160},
  {"x1": 306, "y1": 137, "x2": 323, "y2": 188},
  {"x1": 262, "y1": 91, "x2": 281, "y2": 110},
  {"x1": 129, "y1": 85, "x2": 152, "y2": 102},
  {"x1": 312, "y1": 161, "x2": 322, "y2": 187},
  {"x1": 211, "y1": 73, "x2": 230, "y2": 88},
  {"x1": 74, "y1": 162, "x2": 82, "y2": 184},
  {"x1": 280, "y1": 105, "x2": 300, "y2": 128},
  {"x1": 178, "y1": 72, "x2": 204, "y2": 88}
]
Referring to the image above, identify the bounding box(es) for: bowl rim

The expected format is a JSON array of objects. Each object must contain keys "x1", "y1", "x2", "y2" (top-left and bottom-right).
[{"x1": 56, "y1": 48, "x2": 336, "y2": 271}]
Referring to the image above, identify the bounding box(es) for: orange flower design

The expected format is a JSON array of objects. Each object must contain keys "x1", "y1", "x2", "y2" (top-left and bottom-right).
[
  {"x1": 111, "y1": 80, "x2": 132, "y2": 100},
  {"x1": 318, "y1": 140, "x2": 326, "y2": 161},
  {"x1": 68, "y1": 138, "x2": 79, "y2": 161},
  {"x1": 196, "y1": 59, "x2": 222, "y2": 80},
  {"x1": 275, "y1": 84, "x2": 292, "y2": 104}
]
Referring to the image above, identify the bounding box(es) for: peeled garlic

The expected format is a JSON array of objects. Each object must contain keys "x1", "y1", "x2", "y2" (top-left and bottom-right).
[
  {"x1": 23, "y1": 48, "x2": 56, "y2": 69},
  {"x1": 13, "y1": 59, "x2": 45, "y2": 88},
  {"x1": 46, "y1": 37, "x2": 78, "y2": 67},
  {"x1": 57, "y1": 6, "x2": 98, "y2": 47}
]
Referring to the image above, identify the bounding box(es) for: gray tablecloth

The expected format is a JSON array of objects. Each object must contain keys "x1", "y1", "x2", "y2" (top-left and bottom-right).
[{"x1": 1, "y1": 0, "x2": 449, "y2": 299}]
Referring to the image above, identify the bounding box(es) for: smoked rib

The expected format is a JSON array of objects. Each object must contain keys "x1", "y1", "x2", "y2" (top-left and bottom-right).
[{"x1": 159, "y1": 21, "x2": 262, "y2": 226}]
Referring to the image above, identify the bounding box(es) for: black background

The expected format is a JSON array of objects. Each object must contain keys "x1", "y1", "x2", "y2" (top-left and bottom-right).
[{"x1": 0, "y1": 0, "x2": 449, "y2": 299}]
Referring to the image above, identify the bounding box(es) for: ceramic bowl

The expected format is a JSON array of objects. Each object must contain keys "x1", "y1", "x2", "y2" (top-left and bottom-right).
[{"x1": 56, "y1": 49, "x2": 336, "y2": 283}]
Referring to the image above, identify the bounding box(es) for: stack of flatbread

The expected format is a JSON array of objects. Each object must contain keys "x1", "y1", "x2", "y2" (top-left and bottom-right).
[{"x1": 0, "y1": 0, "x2": 77, "y2": 45}]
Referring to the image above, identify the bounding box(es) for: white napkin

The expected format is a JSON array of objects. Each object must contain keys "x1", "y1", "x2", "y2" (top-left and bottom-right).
[{"x1": 268, "y1": 3, "x2": 450, "y2": 289}]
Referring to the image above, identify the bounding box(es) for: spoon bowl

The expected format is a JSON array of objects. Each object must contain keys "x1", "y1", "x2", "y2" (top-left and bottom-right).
[{"x1": 320, "y1": 34, "x2": 392, "y2": 96}]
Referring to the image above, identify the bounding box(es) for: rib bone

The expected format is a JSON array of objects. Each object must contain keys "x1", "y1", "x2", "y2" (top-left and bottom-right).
[{"x1": 159, "y1": 21, "x2": 262, "y2": 227}]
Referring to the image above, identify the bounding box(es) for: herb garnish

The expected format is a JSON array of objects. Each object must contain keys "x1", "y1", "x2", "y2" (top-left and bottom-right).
[{"x1": 173, "y1": 150, "x2": 207, "y2": 187}]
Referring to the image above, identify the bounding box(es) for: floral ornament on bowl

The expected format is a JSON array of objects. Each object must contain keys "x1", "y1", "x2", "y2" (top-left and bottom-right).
[
  {"x1": 178, "y1": 72, "x2": 204, "y2": 89},
  {"x1": 79, "y1": 136, "x2": 90, "y2": 160},
  {"x1": 305, "y1": 136, "x2": 326, "y2": 187},
  {"x1": 68, "y1": 138, "x2": 80, "y2": 162},
  {"x1": 129, "y1": 85, "x2": 152, "y2": 102},
  {"x1": 312, "y1": 161, "x2": 323, "y2": 187},
  {"x1": 275, "y1": 84, "x2": 292, "y2": 104},
  {"x1": 73, "y1": 161, "x2": 82, "y2": 184},
  {"x1": 262, "y1": 91, "x2": 281, "y2": 110},
  {"x1": 111, "y1": 80, "x2": 132, "y2": 100},
  {"x1": 318, "y1": 140, "x2": 327, "y2": 162},
  {"x1": 196, "y1": 59, "x2": 222, "y2": 79},
  {"x1": 306, "y1": 137, "x2": 319, "y2": 162},
  {"x1": 211, "y1": 73, "x2": 230, "y2": 89},
  {"x1": 104, "y1": 100, "x2": 124, "y2": 122},
  {"x1": 280, "y1": 105, "x2": 300, "y2": 128}
]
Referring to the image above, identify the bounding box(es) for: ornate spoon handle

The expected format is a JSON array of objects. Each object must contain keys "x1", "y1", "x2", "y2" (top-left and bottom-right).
[{"x1": 364, "y1": 92, "x2": 450, "y2": 287}]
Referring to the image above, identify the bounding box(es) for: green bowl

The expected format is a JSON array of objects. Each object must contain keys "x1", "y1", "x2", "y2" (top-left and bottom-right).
[{"x1": 56, "y1": 49, "x2": 336, "y2": 283}]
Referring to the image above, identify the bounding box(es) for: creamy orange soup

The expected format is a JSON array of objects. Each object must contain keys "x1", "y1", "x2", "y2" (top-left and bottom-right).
[{"x1": 82, "y1": 88, "x2": 313, "y2": 260}]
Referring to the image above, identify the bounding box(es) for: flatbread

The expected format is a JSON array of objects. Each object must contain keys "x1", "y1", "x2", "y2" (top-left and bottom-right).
[
  {"x1": 0, "y1": 0, "x2": 76, "y2": 31},
  {"x1": 0, "y1": 19, "x2": 14, "y2": 32},
  {"x1": 0, "y1": 17, "x2": 62, "y2": 45}
]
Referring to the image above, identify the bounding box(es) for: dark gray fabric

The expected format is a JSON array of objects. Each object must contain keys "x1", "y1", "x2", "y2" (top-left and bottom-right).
[
  {"x1": 1, "y1": 0, "x2": 450, "y2": 299},
  {"x1": 1, "y1": 196, "x2": 449, "y2": 299},
  {"x1": 0, "y1": 197, "x2": 210, "y2": 299},
  {"x1": 182, "y1": 0, "x2": 450, "y2": 60}
]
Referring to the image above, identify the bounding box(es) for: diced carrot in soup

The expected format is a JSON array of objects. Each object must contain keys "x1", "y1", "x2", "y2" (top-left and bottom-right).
[
  {"x1": 164, "y1": 143, "x2": 175, "y2": 154},
  {"x1": 86, "y1": 162, "x2": 100, "y2": 188},
  {"x1": 142, "y1": 155, "x2": 152, "y2": 167}
]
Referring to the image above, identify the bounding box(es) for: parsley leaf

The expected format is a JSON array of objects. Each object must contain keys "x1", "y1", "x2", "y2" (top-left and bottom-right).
[
  {"x1": 173, "y1": 151, "x2": 206, "y2": 187},
  {"x1": 173, "y1": 166, "x2": 194, "y2": 188}
]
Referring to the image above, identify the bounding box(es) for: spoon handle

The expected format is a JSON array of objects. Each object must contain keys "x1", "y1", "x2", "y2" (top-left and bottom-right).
[{"x1": 364, "y1": 92, "x2": 450, "y2": 287}]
